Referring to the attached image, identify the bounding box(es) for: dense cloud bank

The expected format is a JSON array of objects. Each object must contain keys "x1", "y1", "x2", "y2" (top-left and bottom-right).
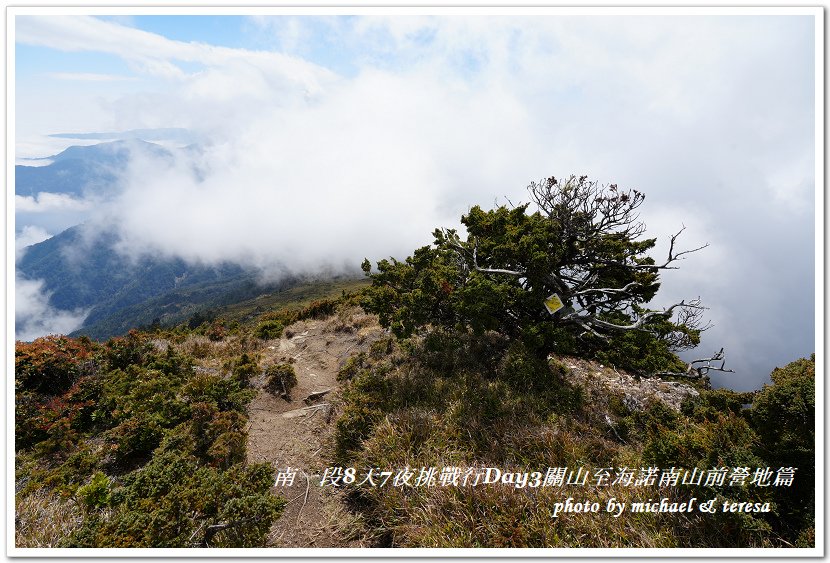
[{"x1": 15, "y1": 15, "x2": 816, "y2": 389}]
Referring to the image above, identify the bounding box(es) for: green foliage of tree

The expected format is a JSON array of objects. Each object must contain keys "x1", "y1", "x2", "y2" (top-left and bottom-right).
[{"x1": 361, "y1": 175, "x2": 705, "y2": 372}]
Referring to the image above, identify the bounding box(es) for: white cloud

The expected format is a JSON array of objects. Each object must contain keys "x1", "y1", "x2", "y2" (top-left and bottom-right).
[
  {"x1": 16, "y1": 15, "x2": 336, "y2": 88},
  {"x1": 15, "y1": 14, "x2": 816, "y2": 387},
  {"x1": 95, "y1": 61, "x2": 547, "y2": 277},
  {"x1": 15, "y1": 192, "x2": 99, "y2": 238},
  {"x1": 15, "y1": 275, "x2": 89, "y2": 341},
  {"x1": 15, "y1": 192, "x2": 94, "y2": 213},
  {"x1": 46, "y1": 72, "x2": 139, "y2": 82},
  {"x1": 15, "y1": 226, "x2": 51, "y2": 262}
]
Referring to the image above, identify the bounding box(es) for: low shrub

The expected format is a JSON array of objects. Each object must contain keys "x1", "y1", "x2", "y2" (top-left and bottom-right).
[
  {"x1": 15, "y1": 335, "x2": 97, "y2": 395},
  {"x1": 102, "y1": 330, "x2": 153, "y2": 371},
  {"x1": 338, "y1": 353, "x2": 367, "y2": 381},
  {"x1": 230, "y1": 353, "x2": 259, "y2": 387},
  {"x1": 255, "y1": 320, "x2": 284, "y2": 340},
  {"x1": 77, "y1": 472, "x2": 111, "y2": 511},
  {"x1": 63, "y1": 450, "x2": 284, "y2": 547},
  {"x1": 264, "y1": 363, "x2": 297, "y2": 399}
]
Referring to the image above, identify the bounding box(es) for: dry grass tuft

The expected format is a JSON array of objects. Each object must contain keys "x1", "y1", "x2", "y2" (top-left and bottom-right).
[{"x1": 15, "y1": 489, "x2": 84, "y2": 548}]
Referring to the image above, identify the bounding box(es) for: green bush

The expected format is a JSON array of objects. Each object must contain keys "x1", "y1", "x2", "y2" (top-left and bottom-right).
[
  {"x1": 190, "y1": 402, "x2": 247, "y2": 468},
  {"x1": 297, "y1": 298, "x2": 338, "y2": 321},
  {"x1": 15, "y1": 390, "x2": 52, "y2": 450},
  {"x1": 106, "y1": 414, "x2": 165, "y2": 466},
  {"x1": 183, "y1": 373, "x2": 255, "y2": 413},
  {"x1": 680, "y1": 388, "x2": 754, "y2": 422},
  {"x1": 255, "y1": 320, "x2": 284, "y2": 340},
  {"x1": 369, "y1": 336, "x2": 396, "y2": 359},
  {"x1": 338, "y1": 352, "x2": 367, "y2": 381},
  {"x1": 590, "y1": 320, "x2": 690, "y2": 376},
  {"x1": 750, "y1": 354, "x2": 815, "y2": 539},
  {"x1": 751, "y1": 355, "x2": 815, "y2": 469},
  {"x1": 206, "y1": 320, "x2": 227, "y2": 341},
  {"x1": 231, "y1": 353, "x2": 259, "y2": 387},
  {"x1": 63, "y1": 450, "x2": 284, "y2": 547},
  {"x1": 264, "y1": 363, "x2": 297, "y2": 399},
  {"x1": 77, "y1": 472, "x2": 110, "y2": 511},
  {"x1": 102, "y1": 330, "x2": 153, "y2": 371},
  {"x1": 15, "y1": 329, "x2": 280, "y2": 548}
]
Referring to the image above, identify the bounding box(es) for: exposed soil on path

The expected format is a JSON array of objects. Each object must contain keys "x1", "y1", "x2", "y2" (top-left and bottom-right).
[{"x1": 245, "y1": 308, "x2": 383, "y2": 548}]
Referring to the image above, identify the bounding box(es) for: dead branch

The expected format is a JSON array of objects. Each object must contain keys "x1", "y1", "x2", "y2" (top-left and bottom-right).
[
  {"x1": 297, "y1": 471, "x2": 311, "y2": 525},
  {"x1": 299, "y1": 403, "x2": 331, "y2": 414},
  {"x1": 653, "y1": 225, "x2": 710, "y2": 269},
  {"x1": 572, "y1": 280, "x2": 641, "y2": 297},
  {"x1": 688, "y1": 347, "x2": 735, "y2": 376},
  {"x1": 651, "y1": 348, "x2": 735, "y2": 380},
  {"x1": 605, "y1": 414, "x2": 626, "y2": 443},
  {"x1": 304, "y1": 389, "x2": 332, "y2": 404},
  {"x1": 188, "y1": 518, "x2": 207, "y2": 547},
  {"x1": 202, "y1": 515, "x2": 261, "y2": 546},
  {"x1": 529, "y1": 175, "x2": 648, "y2": 241},
  {"x1": 471, "y1": 240, "x2": 524, "y2": 276},
  {"x1": 564, "y1": 299, "x2": 705, "y2": 333}
]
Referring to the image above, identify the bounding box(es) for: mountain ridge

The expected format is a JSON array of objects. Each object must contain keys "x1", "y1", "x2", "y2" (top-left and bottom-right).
[{"x1": 15, "y1": 139, "x2": 174, "y2": 198}]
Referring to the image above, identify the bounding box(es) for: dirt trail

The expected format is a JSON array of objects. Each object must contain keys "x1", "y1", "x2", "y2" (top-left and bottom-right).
[{"x1": 245, "y1": 309, "x2": 382, "y2": 547}]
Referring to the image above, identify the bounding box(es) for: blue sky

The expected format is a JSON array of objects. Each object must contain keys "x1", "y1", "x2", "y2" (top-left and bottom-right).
[
  {"x1": 120, "y1": 15, "x2": 253, "y2": 47},
  {"x1": 12, "y1": 11, "x2": 819, "y2": 389},
  {"x1": 15, "y1": 15, "x2": 402, "y2": 96}
]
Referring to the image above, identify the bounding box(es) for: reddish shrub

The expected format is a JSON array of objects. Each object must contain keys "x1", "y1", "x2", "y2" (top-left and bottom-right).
[{"x1": 16, "y1": 336, "x2": 96, "y2": 395}]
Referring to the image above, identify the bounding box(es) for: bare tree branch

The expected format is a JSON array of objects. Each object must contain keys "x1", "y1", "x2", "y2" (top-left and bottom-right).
[
  {"x1": 659, "y1": 225, "x2": 710, "y2": 267},
  {"x1": 563, "y1": 299, "x2": 705, "y2": 332},
  {"x1": 201, "y1": 515, "x2": 261, "y2": 547},
  {"x1": 572, "y1": 281, "x2": 642, "y2": 297},
  {"x1": 650, "y1": 348, "x2": 736, "y2": 380}
]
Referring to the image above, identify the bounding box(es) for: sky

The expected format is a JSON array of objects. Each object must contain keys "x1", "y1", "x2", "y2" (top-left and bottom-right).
[{"x1": 11, "y1": 10, "x2": 819, "y2": 390}]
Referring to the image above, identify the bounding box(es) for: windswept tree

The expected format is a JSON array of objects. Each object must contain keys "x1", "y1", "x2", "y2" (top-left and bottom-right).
[{"x1": 362, "y1": 175, "x2": 718, "y2": 375}]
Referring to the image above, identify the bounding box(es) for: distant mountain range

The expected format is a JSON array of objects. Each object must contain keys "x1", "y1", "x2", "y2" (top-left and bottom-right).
[
  {"x1": 49, "y1": 127, "x2": 198, "y2": 144},
  {"x1": 16, "y1": 224, "x2": 306, "y2": 340},
  {"x1": 15, "y1": 136, "x2": 307, "y2": 340},
  {"x1": 15, "y1": 139, "x2": 175, "y2": 198}
]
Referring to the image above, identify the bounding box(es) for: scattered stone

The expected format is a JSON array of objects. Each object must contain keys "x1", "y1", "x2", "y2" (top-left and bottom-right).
[{"x1": 562, "y1": 356, "x2": 699, "y2": 412}]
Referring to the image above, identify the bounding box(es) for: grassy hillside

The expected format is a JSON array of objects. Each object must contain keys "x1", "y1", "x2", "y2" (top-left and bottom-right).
[
  {"x1": 74, "y1": 275, "x2": 368, "y2": 340},
  {"x1": 14, "y1": 284, "x2": 815, "y2": 549},
  {"x1": 15, "y1": 287, "x2": 363, "y2": 547},
  {"x1": 216, "y1": 278, "x2": 370, "y2": 324},
  {"x1": 331, "y1": 328, "x2": 815, "y2": 547}
]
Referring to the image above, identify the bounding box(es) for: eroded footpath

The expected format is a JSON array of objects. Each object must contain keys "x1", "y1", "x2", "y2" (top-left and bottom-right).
[{"x1": 245, "y1": 308, "x2": 382, "y2": 547}]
